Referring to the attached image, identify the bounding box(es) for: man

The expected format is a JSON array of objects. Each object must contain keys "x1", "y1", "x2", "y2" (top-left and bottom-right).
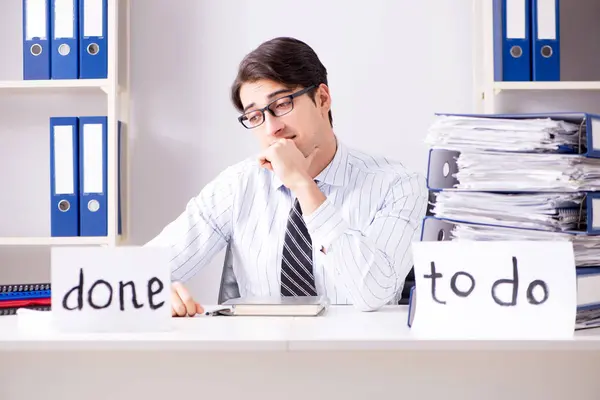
[{"x1": 146, "y1": 37, "x2": 427, "y2": 317}]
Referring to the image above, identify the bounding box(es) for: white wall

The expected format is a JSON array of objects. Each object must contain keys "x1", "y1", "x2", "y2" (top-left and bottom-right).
[{"x1": 0, "y1": 0, "x2": 476, "y2": 303}]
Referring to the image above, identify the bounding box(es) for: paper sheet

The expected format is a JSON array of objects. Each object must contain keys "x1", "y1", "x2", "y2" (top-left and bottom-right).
[{"x1": 411, "y1": 241, "x2": 577, "y2": 339}]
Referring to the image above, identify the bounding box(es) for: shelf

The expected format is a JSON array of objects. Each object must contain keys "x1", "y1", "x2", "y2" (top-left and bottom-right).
[
  {"x1": 493, "y1": 81, "x2": 600, "y2": 93},
  {"x1": 0, "y1": 237, "x2": 110, "y2": 246},
  {"x1": 0, "y1": 79, "x2": 112, "y2": 94},
  {"x1": 0, "y1": 0, "x2": 130, "y2": 249}
]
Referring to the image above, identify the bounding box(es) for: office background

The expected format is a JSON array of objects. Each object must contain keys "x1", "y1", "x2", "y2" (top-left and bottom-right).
[{"x1": 2, "y1": 0, "x2": 600, "y2": 304}]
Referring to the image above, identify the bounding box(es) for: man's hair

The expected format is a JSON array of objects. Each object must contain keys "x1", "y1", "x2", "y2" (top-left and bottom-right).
[{"x1": 231, "y1": 37, "x2": 333, "y2": 126}]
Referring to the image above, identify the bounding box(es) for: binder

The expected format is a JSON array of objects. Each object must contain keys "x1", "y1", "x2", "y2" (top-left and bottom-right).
[
  {"x1": 430, "y1": 112, "x2": 600, "y2": 158},
  {"x1": 420, "y1": 217, "x2": 456, "y2": 243},
  {"x1": 0, "y1": 298, "x2": 51, "y2": 309},
  {"x1": 0, "y1": 283, "x2": 51, "y2": 293},
  {"x1": 0, "y1": 306, "x2": 51, "y2": 316},
  {"x1": 576, "y1": 267, "x2": 600, "y2": 310},
  {"x1": 79, "y1": 116, "x2": 107, "y2": 236},
  {"x1": 532, "y1": 0, "x2": 560, "y2": 81},
  {"x1": 426, "y1": 112, "x2": 600, "y2": 193},
  {"x1": 425, "y1": 146, "x2": 600, "y2": 192},
  {"x1": 407, "y1": 286, "x2": 416, "y2": 327},
  {"x1": 0, "y1": 289, "x2": 50, "y2": 300},
  {"x1": 0, "y1": 282, "x2": 51, "y2": 303},
  {"x1": 79, "y1": 0, "x2": 108, "y2": 79},
  {"x1": 493, "y1": 0, "x2": 531, "y2": 81},
  {"x1": 23, "y1": 0, "x2": 51, "y2": 80},
  {"x1": 50, "y1": 0, "x2": 79, "y2": 79},
  {"x1": 50, "y1": 117, "x2": 80, "y2": 237},
  {"x1": 426, "y1": 190, "x2": 600, "y2": 235}
]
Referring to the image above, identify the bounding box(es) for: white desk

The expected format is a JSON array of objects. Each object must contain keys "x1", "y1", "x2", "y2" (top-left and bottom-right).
[{"x1": 0, "y1": 305, "x2": 600, "y2": 399}]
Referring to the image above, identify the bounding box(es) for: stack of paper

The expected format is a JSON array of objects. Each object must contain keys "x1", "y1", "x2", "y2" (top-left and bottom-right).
[
  {"x1": 448, "y1": 221, "x2": 600, "y2": 267},
  {"x1": 424, "y1": 112, "x2": 600, "y2": 269},
  {"x1": 452, "y1": 151, "x2": 600, "y2": 191},
  {"x1": 431, "y1": 191, "x2": 584, "y2": 231},
  {"x1": 426, "y1": 114, "x2": 584, "y2": 153},
  {"x1": 422, "y1": 113, "x2": 600, "y2": 331}
]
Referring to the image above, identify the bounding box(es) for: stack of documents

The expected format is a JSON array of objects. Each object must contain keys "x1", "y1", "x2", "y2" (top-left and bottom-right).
[
  {"x1": 420, "y1": 112, "x2": 600, "y2": 330},
  {"x1": 452, "y1": 152, "x2": 600, "y2": 192},
  {"x1": 426, "y1": 115, "x2": 583, "y2": 153},
  {"x1": 423, "y1": 112, "x2": 600, "y2": 271},
  {"x1": 447, "y1": 221, "x2": 600, "y2": 267},
  {"x1": 431, "y1": 191, "x2": 584, "y2": 232},
  {"x1": 0, "y1": 283, "x2": 51, "y2": 316}
]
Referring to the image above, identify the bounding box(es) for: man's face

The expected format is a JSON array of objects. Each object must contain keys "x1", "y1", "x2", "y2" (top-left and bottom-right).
[{"x1": 238, "y1": 79, "x2": 328, "y2": 156}]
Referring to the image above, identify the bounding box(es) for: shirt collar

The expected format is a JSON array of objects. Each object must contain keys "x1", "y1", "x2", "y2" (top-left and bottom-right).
[{"x1": 272, "y1": 137, "x2": 350, "y2": 190}]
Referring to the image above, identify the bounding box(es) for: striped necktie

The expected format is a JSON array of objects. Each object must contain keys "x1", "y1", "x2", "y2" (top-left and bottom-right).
[{"x1": 280, "y1": 198, "x2": 317, "y2": 296}]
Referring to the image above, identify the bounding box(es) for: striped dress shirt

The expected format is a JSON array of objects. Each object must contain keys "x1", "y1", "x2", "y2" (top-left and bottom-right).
[{"x1": 145, "y1": 138, "x2": 428, "y2": 311}]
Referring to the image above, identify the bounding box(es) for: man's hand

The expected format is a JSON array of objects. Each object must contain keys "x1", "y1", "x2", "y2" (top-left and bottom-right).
[
  {"x1": 258, "y1": 138, "x2": 318, "y2": 191},
  {"x1": 171, "y1": 281, "x2": 204, "y2": 317}
]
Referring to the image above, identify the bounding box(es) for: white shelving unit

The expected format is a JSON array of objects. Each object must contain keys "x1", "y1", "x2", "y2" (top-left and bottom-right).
[
  {"x1": 0, "y1": 237, "x2": 110, "y2": 246},
  {"x1": 472, "y1": 0, "x2": 600, "y2": 113},
  {"x1": 0, "y1": 78, "x2": 109, "y2": 91},
  {"x1": 0, "y1": 0, "x2": 130, "y2": 248}
]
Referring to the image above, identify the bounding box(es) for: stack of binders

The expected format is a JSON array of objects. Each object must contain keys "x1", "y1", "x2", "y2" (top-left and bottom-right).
[
  {"x1": 22, "y1": 0, "x2": 108, "y2": 80},
  {"x1": 0, "y1": 283, "x2": 51, "y2": 315},
  {"x1": 494, "y1": 0, "x2": 560, "y2": 81},
  {"x1": 50, "y1": 116, "x2": 122, "y2": 237},
  {"x1": 420, "y1": 111, "x2": 600, "y2": 330}
]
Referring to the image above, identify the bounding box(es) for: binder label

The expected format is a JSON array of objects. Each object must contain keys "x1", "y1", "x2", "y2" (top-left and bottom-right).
[
  {"x1": 50, "y1": 247, "x2": 173, "y2": 333},
  {"x1": 83, "y1": 0, "x2": 104, "y2": 37},
  {"x1": 53, "y1": 126, "x2": 75, "y2": 195},
  {"x1": 82, "y1": 123, "x2": 104, "y2": 194},
  {"x1": 506, "y1": 0, "x2": 526, "y2": 39},
  {"x1": 536, "y1": 0, "x2": 557, "y2": 40},
  {"x1": 410, "y1": 241, "x2": 577, "y2": 339},
  {"x1": 54, "y1": 0, "x2": 75, "y2": 39},
  {"x1": 25, "y1": 0, "x2": 48, "y2": 40}
]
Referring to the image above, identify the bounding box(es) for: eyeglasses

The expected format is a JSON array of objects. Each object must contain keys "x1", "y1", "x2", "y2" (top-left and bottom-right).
[{"x1": 238, "y1": 85, "x2": 316, "y2": 129}]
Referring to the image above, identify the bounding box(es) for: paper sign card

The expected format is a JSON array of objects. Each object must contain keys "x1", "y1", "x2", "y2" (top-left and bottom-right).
[
  {"x1": 410, "y1": 241, "x2": 577, "y2": 339},
  {"x1": 50, "y1": 246, "x2": 172, "y2": 333}
]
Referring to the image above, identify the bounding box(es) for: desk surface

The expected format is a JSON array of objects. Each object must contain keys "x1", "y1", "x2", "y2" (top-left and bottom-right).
[{"x1": 1, "y1": 305, "x2": 600, "y2": 351}]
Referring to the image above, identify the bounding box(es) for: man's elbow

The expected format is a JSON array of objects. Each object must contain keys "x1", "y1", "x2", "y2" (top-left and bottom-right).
[{"x1": 349, "y1": 272, "x2": 404, "y2": 312}]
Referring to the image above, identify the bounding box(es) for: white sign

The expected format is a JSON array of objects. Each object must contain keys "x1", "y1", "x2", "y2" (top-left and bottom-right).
[
  {"x1": 410, "y1": 241, "x2": 577, "y2": 339},
  {"x1": 51, "y1": 246, "x2": 172, "y2": 333}
]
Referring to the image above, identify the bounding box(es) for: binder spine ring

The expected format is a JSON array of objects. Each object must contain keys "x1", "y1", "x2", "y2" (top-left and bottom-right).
[
  {"x1": 58, "y1": 43, "x2": 71, "y2": 56},
  {"x1": 510, "y1": 45, "x2": 522, "y2": 58},
  {"x1": 541, "y1": 45, "x2": 553, "y2": 58},
  {"x1": 442, "y1": 162, "x2": 450, "y2": 177},
  {"x1": 87, "y1": 43, "x2": 99, "y2": 55},
  {"x1": 58, "y1": 199, "x2": 70, "y2": 212},
  {"x1": 30, "y1": 43, "x2": 42, "y2": 56},
  {"x1": 88, "y1": 199, "x2": 100, "y2": 212},
  {"x1": 437, "y1": 229, "x2": 446, "y2": 241}
]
